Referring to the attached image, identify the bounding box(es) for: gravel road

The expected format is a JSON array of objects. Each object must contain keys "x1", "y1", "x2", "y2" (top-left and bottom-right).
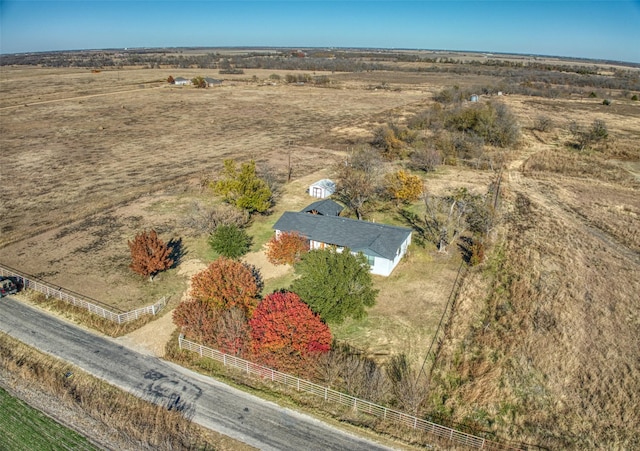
[{"x1": 0, "y1": 296, "x2": 396, "y2": 450}]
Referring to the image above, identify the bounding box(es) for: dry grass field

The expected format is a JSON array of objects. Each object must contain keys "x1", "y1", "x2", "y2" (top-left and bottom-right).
[
  {"x1": 0, "y1": 64, "x2": 480, "y2": 354},
  {"x1": 428, "y1": 96, "x2": 640, "y2": 448},
  {"x1": 1, "y1": 56, "x2": 639, "y2": 449}
]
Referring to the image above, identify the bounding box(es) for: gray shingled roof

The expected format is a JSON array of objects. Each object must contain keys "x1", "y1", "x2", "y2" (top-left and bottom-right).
[
  {"x1": 300, "y1": 199, "x2": 344, "y2": 216},
  {"x1": 273, "y1": 212, "x2": 412, "y2": 260}
]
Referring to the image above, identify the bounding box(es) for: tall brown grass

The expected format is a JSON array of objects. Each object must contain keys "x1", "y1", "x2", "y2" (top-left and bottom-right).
[
  {"x1": 0, "y1": 333, "x2": 245, "y2": 450},
  {"x1": 22, "y1": 290, "x2": 156, "y2": 337},
  {"x1": 429, "y1": 186, "x2": 640, "y2": 450}
]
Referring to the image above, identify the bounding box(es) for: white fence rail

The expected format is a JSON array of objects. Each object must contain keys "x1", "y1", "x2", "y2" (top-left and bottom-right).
[
  {"x1": 0, "y1": 264, "x2": 166, "y2": 324},
  {"x1": 178, "y1": 335, "x2": 524, "y2": 451}
]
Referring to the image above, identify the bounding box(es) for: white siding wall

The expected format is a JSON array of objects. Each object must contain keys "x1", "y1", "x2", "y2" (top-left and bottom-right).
[{"x1": 277, "y1": 232, "x2": 411, "y2": 277}]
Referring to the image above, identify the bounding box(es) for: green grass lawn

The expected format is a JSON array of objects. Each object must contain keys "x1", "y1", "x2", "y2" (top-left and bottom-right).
[{"x1": 0, "y1": 387, "x2": 98, "y2": 451}]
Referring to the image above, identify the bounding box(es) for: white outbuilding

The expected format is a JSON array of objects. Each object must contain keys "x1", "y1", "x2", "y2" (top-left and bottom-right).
[{"x1": 308, "y1": 179, "x2": 336, "y2": 199}]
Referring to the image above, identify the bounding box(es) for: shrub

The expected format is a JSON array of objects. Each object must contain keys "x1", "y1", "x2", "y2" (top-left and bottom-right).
[
  {"x1": 208, "y1": 224, "x2": 251, "y2": 259},
  {"x1": 182, "y1": 202, "x2": 249, "y2": 236},
  {"x1": 569, "y1": 119, "x2": 608, "y2": 151},
  {"x1": 533, "y1": 115, "x2": 553, "y2": 132},
  {"x1": 409, "y1": 144, "x2": 442, "y2": 172},
  {"x1": 443, "y1": 102, "x2": 520, "y2": 148},
  {"x1": 632, "y1": 94, "x2": 638, "y2": 101}
]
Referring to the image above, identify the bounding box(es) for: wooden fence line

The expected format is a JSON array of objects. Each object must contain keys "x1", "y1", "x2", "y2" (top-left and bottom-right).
[
  {"x1": 178, "y1": 335, "x2": 524, "y2": 451},
  {"x1": 0, "y1": 264, "x2": 166, "y2": 324}
]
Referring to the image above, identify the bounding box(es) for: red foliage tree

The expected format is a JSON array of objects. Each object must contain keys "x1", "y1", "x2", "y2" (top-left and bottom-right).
[
  {"x1": 190, "y1": 257, "x2": 261, "y2": 317},
  {"x1": 265, "y1": 231, "x2": 309, "y2": 265},
  {"x1": 128, "y1": 229, "x2": 173, "y2": 281},
  {"x1": 249, "y1": 291, "x2": 331, "y2": 373}
]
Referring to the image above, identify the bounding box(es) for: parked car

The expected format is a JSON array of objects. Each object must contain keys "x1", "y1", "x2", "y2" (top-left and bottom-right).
[{"x1": 0, "y1": 277, "x2": 18, "y2": 297}]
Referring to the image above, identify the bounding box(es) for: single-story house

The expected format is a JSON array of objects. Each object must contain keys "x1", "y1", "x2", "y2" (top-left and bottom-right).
[
  {"x1": 174, "y1": 77, "x2": 190, "y2": 86},
  {"x1": 204, "y1": 77, "x2": 223, "y2": 87},
  {"x1": 309, "y1": 179, "x2": 336, "y2": 199},
  {"x1": 300, "y1": 199, "x2": 343, "y2": 216},
  {"x1": 273, "y1": 212, "x2": 412, "y2": 276}
]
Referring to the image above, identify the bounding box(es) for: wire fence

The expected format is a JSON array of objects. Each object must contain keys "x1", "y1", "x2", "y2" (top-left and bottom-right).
[
  {"x1": 0, "y1": 264, "x2": 166, "y2": 324},
  {"x1": 178, "y1": 335, "x2": 524, "y2": 451}
]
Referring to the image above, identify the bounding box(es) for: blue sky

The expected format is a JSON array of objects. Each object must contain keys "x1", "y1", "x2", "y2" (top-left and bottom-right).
[{"x1": 1, "y1": 1, "x2": 639, "y2": 63}]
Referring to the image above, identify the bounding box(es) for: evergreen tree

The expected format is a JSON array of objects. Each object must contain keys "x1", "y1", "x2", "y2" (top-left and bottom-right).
[{"x1": 291, "y1": 248, "x2": 378, "y2": 324}]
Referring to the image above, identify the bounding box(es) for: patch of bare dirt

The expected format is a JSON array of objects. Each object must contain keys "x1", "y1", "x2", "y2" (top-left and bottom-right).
[
  {"x1": 242, "y1": 250, "x2": 291, "y2": 281},
  {"x1": 116, "y1": 259, "x2": 207, "y2": 357}
]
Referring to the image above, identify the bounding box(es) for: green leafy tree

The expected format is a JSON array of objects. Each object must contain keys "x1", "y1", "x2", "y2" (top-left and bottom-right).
[
  {"x1": 291, "y1": 248, "x2": 378, "y2": 324},
  {"x1": 213, "y1": 159, "x2": 272, "y2": 213},
  {"x1": 208, "y1": 224, "x2": 251, "y2": 259},
  {"x1": 191, "y1": 76, "x2": 206, "y2": 88}
]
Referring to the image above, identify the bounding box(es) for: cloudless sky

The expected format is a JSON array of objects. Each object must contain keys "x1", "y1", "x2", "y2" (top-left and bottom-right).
[{"x1": 1, "y1": 1, "x2": 639, "y2": 63}]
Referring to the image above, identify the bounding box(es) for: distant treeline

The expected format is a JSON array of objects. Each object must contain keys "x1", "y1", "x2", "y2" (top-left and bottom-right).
[{"x1": 2, "y1": 48, "x2": 639, "y2": 94}]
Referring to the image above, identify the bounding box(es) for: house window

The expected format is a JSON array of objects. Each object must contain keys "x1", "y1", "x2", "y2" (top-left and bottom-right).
[{"x1": 366, "y1": 255, "x2": 375, "y2": 267}]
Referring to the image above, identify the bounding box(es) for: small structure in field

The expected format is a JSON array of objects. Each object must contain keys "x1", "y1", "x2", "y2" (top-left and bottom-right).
[
  {"x1": 470, "y1": 94, "x2": 479, "y2": 102},
  {"x1": 309, "y1": 179, "x2": 336, "y2": 199},
  {"x1": 204, "y1": 77, "x2": 223, "y2": 87},
  {"x1": 174, "y1": 77, "x2": 190, "y2": 86}
]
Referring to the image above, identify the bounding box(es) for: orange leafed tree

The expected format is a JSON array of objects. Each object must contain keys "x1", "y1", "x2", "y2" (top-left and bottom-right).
[
  {"x1": 385, "y1": 170, "x2": 424, "y2": 204},
  {"x1": 190, "y1": 257, "x2": 262, "y2": 318},
  {"x1": 265, "y1": 231, "x2": 309, "y2": 265},
  {"x1": 249, "y1": 291, "x2": 331, "y2": 374},
  {"x1": 128, "y1": 229, "x2": 173, "y2": 281}
]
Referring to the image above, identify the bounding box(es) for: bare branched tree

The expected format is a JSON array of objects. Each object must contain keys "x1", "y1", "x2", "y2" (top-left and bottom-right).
[
  {"x1": 387, "y1": 354, "x2": 429, "y2": 415},
  {"x1": 334, "y1": 147, "x2": 383, "y2": 220},
  {"x1": 182, "y1": 202, "x2": 249, "y2": 236}
]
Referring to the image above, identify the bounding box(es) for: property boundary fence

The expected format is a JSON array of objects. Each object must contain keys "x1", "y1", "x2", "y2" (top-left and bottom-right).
[
  {"x1": 178, "y1": 335, "x2": 524, "y2": 451},
  {"x1": 0, "y1": 264, "x2": 166, "y2": 324}
]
